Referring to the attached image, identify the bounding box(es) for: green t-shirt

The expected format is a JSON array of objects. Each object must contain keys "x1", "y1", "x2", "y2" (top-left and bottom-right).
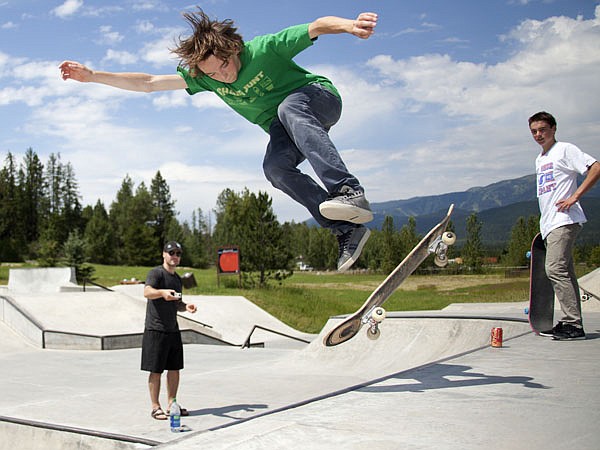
[{"x1": 177, "y1": 23, "x2": 340, "y2": 132}]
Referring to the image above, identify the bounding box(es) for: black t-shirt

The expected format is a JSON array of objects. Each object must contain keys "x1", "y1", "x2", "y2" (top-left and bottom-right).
[{"x1": 144, "y1": 265, "x2": 183, "y2": 332}]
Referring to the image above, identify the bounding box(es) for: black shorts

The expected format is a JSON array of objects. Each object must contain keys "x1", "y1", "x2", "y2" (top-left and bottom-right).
[{"x1": 141, "y1": 330, "x2": 184, "y2": 373}]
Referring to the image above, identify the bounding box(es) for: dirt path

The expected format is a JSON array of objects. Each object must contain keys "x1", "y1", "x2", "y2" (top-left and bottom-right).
[{"x1": 292, "y1": 274, "x2": 518, "y2": 292}]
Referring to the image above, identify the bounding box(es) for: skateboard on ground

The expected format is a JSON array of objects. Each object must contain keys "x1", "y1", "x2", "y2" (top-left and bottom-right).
[
  {"x1": 323, "y1": 204, "x2": 456, "y2": 347},
  {"x1": 528, "y1": 233, "x2": 555, "y2": 334},
  {"x1": 579, "y1": 267, "x2": 600, "y2": 303}
]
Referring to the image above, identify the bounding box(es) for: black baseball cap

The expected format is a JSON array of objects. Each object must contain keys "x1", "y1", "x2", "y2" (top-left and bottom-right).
[{"x1": 163, "y1": 241, "x2": 182, "y2": 252}]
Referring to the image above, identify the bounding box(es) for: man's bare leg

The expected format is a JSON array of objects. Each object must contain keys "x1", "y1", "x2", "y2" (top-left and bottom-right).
[
  {"x1": 166, "y1": 370, "x2": 180, "y2": 408},
  {"x1": 148, "y1": 372, "x2": 162, "y2": 411}
]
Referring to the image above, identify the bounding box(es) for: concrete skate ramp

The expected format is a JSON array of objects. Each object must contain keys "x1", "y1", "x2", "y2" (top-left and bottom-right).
[
  {"x1": 178, "y1": 295, "x2": 315, "y2": 348},
  {"x1": 2, "y1": 282, "x2": 312, "y2": 350},
  {"x1": 7, "y1": 268, "x2": 78, "y2": 293},
  {"x1": 0, "y1": 290, "x2": 224, "y2": 350},
  {"x1": 580, "y1": 268, "x2": 600, "y2": 310},
  {"x1": 293, "y1": 315, "x2": 531, "y2": 379},
  {"x1": 112, "y1": 287, "x2": 315, "y2": 348}
]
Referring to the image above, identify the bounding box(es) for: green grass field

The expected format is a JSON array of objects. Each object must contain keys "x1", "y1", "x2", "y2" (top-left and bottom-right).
[{"x1": 2, "y1": 263, "x2": 593, "y2": 334}]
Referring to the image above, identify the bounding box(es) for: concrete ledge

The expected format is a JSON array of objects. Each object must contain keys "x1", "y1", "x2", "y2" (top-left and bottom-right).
[
  {"x1": 0, "y1": 295, "x2": 44, "y2": 347},
  {"x1": 0, "y1": 417, "x2": 157, "y2": 450}
]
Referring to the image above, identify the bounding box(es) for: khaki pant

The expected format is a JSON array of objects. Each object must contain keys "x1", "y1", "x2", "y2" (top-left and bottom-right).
[{"x1": 544, "y1": 224, "x2": 582, "y2": 326}]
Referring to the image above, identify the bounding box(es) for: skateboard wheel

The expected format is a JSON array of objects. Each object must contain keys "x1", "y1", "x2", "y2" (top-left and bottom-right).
[
  {"x1": 581, "y1": 293, "x2": 590, "y2": 302},
  {"x1": 366, "y1": 326, "x2": 380, "y2": 340},
  {"x1": 372, "y1": 307, "x2": 386, "y2": 322},
  {"x1": 434, "y1": 255, "x2": 448, "y2": 267},
  {"x1": 442, "y1": 232, "x2": 456, "y2": 245}
]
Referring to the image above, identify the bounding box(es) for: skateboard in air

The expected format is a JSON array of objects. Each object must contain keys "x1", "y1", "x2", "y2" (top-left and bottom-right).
[
  {"x1": 323, "y1": 204, "x2": 456, "y2": 347},
  {"x1": 528, "y1": 233, "x2": 555, "y2": 334}
]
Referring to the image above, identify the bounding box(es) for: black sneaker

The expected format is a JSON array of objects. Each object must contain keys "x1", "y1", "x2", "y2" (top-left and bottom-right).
[
  {"x1": 552, "y1": 323, "x2": 586, "y2": 341},
  {"x1": 539, "y1": 322, "x2": 563, "y2": 337},
  {"x1": 337, "y1": 226, "x2": 371, "y2": 272},
  {"x1": 320, "y1": 186, "x2": 373, "y2": 224}
]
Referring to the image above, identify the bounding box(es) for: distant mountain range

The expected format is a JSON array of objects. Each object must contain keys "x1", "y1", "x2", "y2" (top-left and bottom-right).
[{"x1": 309, "y1": 174, "x2": 600, "y2": 247}]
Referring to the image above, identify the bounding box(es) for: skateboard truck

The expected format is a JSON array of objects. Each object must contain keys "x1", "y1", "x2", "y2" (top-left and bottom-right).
[
  {"x1": 361, "y1": 306, "x2": 386, "y2": 340},
  {"x1": 430, "y1": 232, "x2": 456, "y2": 267}
]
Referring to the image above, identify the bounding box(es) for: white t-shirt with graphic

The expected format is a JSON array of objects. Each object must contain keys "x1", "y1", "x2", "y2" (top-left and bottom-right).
[{"x1": 536, "y1": 141, "x2": 597, "y2": 239}]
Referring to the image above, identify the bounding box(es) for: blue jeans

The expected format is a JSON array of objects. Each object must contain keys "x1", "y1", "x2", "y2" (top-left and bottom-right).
[{"x1": 263, "y1": 84, "x2": 362, "y2": 234}]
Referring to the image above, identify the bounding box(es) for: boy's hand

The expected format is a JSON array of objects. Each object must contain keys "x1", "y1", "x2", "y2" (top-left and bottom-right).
[
  {"x1": 352, "y1": 12, "x2": 378, "y2": 39},
  {"x1": 59, "y1": 61, "x2": 93, "y2": 82}
]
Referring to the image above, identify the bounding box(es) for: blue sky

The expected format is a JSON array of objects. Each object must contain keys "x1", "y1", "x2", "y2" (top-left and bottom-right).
[{"x1": 1, "y1": 0, "x2": 599, "y2": 224}]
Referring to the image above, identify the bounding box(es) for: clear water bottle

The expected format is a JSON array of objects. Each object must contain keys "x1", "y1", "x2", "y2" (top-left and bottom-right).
[{"x1": 170, "y1": 398, "x2": 181, "y2": 432}]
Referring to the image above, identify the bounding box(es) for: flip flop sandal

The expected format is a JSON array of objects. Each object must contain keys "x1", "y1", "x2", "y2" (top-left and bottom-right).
[
  {"x1": 167, "y1": 407, "x2": 189, "y2": 416},
  {"x1": 151, "y1": 407, "x2": 168, "y2": 420}
]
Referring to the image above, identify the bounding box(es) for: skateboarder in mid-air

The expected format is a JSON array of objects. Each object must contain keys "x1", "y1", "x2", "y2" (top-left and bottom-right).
[
  {"x1": 529, "y1": 111, "x2": 600, "y2": 340},
  {"x1": 60, "y1": 8, "x2": 377, "y2": 272}
]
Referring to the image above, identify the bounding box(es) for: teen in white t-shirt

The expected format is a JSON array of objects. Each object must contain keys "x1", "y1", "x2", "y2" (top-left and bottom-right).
[
  {"x1": 529, "y1": 111, "x2": 599, "y2": 340},
  {"x1": 536, "y1": 141, "x2": 596, "y2": 238}
]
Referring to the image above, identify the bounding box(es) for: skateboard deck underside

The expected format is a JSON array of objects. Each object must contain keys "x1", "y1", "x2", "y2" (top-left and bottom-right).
[
  {"x1": 528, "y1": 233, "x2": 555, "y2": 333},
  {"x1": 323, "y1": 205, "x2": 454, "y2": 346}
]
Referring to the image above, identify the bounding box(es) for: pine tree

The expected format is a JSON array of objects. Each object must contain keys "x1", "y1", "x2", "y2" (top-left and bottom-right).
[
  {"x1": 306, "y1": 226, "x2": 337, "y2": 270},
  {"x1": 122, "y1": 182, "x2": 158, "y2": 266},
  {"x1": 381, "y1": 216, "x2": 400, "y2": 273},
  {"x1": 505, "y1": 215, "x2": 539, "y2": 267},
  {"x1": 43, "y1": 153, "x2": 83, "y2": 245},
  {"x1": 150, "y1": 171, "x2": 176, "y2": 246},
  {"x1": 109, "y1": 175, "x2": 135, "y2": 264},
  {"x1": 463, "y1": 212, "x2": 484, "y2": 273},
  {"x1": 0, "y1": 152, "x2": 23, "y2": 260},
  {"x1": 18, "y1": 148, "x2": 46, "y2": 246},
  {"x1": 84, "y1": 200, "x2": 115, "y2": 264},
  {"x1": 398, "y1": 216, "x2": 421, "y2": 264},
  {"x1": 180, "y1": 208, "x2": 211, "y2": 269}
]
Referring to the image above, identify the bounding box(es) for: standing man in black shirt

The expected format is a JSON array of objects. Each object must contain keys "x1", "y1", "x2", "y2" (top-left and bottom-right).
[{"x1": 142, "y1": 241, "x2": 197, "y2": 420}]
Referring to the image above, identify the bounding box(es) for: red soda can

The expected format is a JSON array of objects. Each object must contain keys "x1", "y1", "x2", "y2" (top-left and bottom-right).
[{"x1": 491, "y1": 327, "x2": 503, "y2": 347}]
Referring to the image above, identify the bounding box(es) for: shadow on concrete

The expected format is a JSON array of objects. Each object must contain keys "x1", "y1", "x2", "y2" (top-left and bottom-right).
[
  {"x1": 188, "y1": 403, "x2": 269, "y2": 419},
  {"x1": 361, "y1": 363, "x2": 548, "y2": 394}
]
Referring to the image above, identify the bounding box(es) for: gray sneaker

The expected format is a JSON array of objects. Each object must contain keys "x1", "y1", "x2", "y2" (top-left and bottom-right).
[
  {"x1": 320, "y1": 186, "x2": 373, "y2": 224},
  {"x1": 337, "y1": 226, "x2": 371, "y2": 272}
]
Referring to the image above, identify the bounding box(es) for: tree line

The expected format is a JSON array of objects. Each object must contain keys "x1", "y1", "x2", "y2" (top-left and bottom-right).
[
  {"x1": 0, "y1": 149, "x2": 211, "y2": 273},
  {"x1": 1, "y1": 149, "x2": 598, "y2": 284}
]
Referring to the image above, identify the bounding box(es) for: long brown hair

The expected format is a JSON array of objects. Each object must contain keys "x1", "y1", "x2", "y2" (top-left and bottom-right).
[{"x1": 171, "y1": 8, "x2": 244, "y2": 77}]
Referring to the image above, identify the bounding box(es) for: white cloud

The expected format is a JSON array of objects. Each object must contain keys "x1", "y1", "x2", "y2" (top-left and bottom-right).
[
  {"x1": 97, "y1": 25, "x2": 124, "y2": 45},
  {"x1": 152, "y1": 90, "x2": 189, "y2": 109},
  {"x1": 102, "y1": 49, "x2": 138, "y2": 65},
  {"x1": 140, "y1": 34, "x2": 180, "y2": 67},
  {"x1": 135, "y1": 20, "x2": 155, "y2": 34},
  {"x1": 52, "y1": 0, "x2": 84, "y2": 19},
  {"x1": 131, "y1": 1, "x2": 170, "y2": 13}
]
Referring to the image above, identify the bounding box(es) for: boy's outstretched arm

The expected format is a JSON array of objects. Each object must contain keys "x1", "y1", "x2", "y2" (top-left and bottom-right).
[
  {"x1": 308, "y1": 12, "x2": 378, "y2": 40},
  {"x1": 59, "y1": 60, "x2": 186, "y2": 92}
]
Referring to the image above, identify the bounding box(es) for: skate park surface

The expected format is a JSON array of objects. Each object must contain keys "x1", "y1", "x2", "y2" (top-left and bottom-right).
[{"x1": 1, "y1": 267, "x2": 599, "y2": 449}]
